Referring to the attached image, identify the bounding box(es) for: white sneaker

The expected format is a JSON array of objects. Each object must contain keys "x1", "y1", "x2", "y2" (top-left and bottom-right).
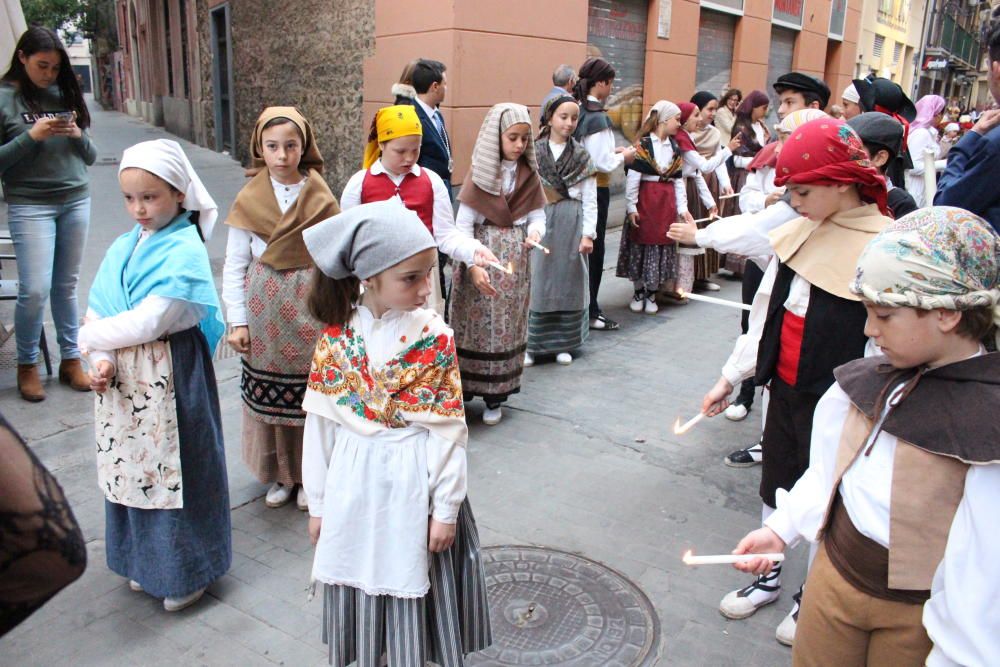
[
  {"x1": 296, "y1": 485, "x2": 308, "y2": 511},
  {"x1": 524, "y1": 352, "x2": 535, "y2": 367},
  {"x1": 775, "y1": 587, "x2": 802, "y2": 646},
  {"x1": 128, "y1": 579, "x2": 144, "y2": 592},
  {"x1": 164, "y1": 587, "x2": 205, "y2": 612},
  {"x1": 265, "y1": 482, "x2": 293, "y2": 508},
  {"x1": 724, "y1": 403, "x2": 749, "y2": 421},
  {"x1": 644, "y1": 297, "x2": 659, "y2": 314},
  {"x1": 555, "y1": 352, "x2": 573, "y2": 365},
  {"x1": 629, "y1": 289, "x2": 645, "y2": 313},
  {"x1": 483, "y1": 406, "x2": 502, "y2": 425},
  {"x1": 697, "y1": 279, "x2": 722, "y2": 292},
  {"x1": 719, "y1": 566, "x2": 782, "y2": 619}
]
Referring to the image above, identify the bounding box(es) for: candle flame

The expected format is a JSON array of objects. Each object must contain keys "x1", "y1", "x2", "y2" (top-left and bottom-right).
[
  {"x1": 677, "y1": 289, "x2": 687, "y2": 298},
  {"x1": 506, "y1": 262, "x2": 514, "y2": 273},
  {"x1": 682, "y1": 549, "x2": 693, "y2": 564}
]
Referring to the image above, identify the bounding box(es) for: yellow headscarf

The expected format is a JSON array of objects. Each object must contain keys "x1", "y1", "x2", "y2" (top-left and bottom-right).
[{"x1": 362, "y1": 105, "x2": 423, "y2": 170}]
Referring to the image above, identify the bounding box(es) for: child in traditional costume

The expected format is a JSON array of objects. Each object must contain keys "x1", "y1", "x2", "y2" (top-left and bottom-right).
[
  {"x1": 80, "y1": 139, "x2": 230, "y2": 612},
  {"x1": 618, "y1": 101, "x2": 697, "y2": 314},
  {"x1": 847, "y1": 112, "x2": 919, "y2": 219},
  {"x1": 448, "y1": 103, "x2": 547, "y2": 425},
  {"x1": 731, "y1": 207, "x2": 1000, "y2": 666},
  {"x1": 300, "y1": 199, "x2": 491, "y2": 666},
  {"x1": 688, "y1": 92, "x2": 739, "y2": 292},
  {"x1": 524, "y1": 95, "x2": 596, "y2": 367},
  {"x1": 222, "y1": 107, "x2": 341, "y2": 511},
  {"x1": 699, "y1": 118, "x2": 891, "y2": 644},
  {"x1": 341, "y1": 104, "x2": 497, "y2": 315}
]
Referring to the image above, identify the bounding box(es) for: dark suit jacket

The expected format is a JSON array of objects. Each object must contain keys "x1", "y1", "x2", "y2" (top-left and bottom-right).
[{"x1": 404, "y1": 99, "x2": 452, "y2": 190}]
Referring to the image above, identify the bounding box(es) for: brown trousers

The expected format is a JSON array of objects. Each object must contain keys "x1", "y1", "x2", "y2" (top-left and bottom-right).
[{"x1": 793, "y1": 543, "x2": 932, "y2": 667}]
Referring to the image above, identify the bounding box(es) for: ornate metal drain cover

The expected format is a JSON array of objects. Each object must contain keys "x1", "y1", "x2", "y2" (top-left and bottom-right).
[{"x1": 469, "y1": 545, "x2": 660, "y2": 666}]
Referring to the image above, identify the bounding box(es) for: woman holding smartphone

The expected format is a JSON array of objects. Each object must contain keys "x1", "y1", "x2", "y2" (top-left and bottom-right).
[{"x1": 1, "y1": 26, "x2": 96, "y2": 402}]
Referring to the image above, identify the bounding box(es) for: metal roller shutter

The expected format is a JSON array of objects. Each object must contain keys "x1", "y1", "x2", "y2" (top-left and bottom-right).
[{"x1": 696, "y1": 10, "x2": 738, "y2": 95}]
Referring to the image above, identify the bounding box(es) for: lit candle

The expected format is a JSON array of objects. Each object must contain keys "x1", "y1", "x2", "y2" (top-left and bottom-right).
[
  {"x1": 672, "y1": 412, "x2": 705, "y2": 434},
  {"x1": 682, "y1": 550, "x2": 785, "y2": 566},
  {"x1": 527, "y1": 238, "x2": 550, "y2": 254},
  {"x1": 488, "y1": 261, "x2": 513, "y2": 274},
  {"x1": 677, "y1": 290, "x2": 752, "y2": 311}
]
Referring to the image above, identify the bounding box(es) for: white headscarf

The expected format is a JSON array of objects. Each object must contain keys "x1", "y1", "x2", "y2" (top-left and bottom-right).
[
  {"x1": 119, "y1": 139, "x2": 219, "y2": 241},
  {"x1": 650, "y1": 100, "x2": 681, "y2": 124},
  {"x1": 842, "y1": 83, "x2": 860, "y2": 105}
]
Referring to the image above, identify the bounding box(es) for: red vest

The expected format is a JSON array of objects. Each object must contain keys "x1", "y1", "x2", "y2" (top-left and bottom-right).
[{"x1": 360, "y1": 169, "x2": 435, "y2": 234}]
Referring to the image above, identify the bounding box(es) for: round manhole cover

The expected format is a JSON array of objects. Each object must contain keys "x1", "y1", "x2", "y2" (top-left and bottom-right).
[{"x1": 469, "y1": 545, "x2": 660, "y2": 666}]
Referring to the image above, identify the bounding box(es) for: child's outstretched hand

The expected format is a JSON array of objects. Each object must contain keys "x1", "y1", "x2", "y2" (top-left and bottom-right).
[
  {"x1": 228, "y1": 325, "x2": 251, "y2": 354},
  {"x1": 702, "y1": 376, "x2": 734, "y2": 417},
  {"x1": 667, "y1": 220, "x2": 698, "y2": 245},
  {"x1": 308, "y1": 516, "x2": 322, "y2": 545},
  {"x1": 523, "y1": 230, "x2": 543, "y2": 250},
  {"x1": 89, "y1": 360, "x2": 115, "y2": 394},
  {"x1": 469, "y1": 266, "x2": 499, "y2": 298},
  {"x1": 428, "y1": 519, "x2": 456, "y2": 553},
  {"x1": 473, "y1": 246, "x2": 500, "y2": 268},
  {"x1": 579, "y1": 236, "x2": 594, "y2": 255},
  {"x1": 731, "y1": 527, "x2": 786, "y2": 575}
]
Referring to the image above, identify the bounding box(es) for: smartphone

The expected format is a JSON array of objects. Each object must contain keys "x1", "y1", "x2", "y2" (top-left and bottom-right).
[{"x1": 55, "y1": 111, "x2": 75, "y2": 123}]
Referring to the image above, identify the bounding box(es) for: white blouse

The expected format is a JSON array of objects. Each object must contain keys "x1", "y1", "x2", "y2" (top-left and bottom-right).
[
  {"x1": 738, "y1": 165, "x2": 778, "y2": 215},
  {"x1": 80, "y1": 230, "x2": 207, "y2": 372},
  {"x1": 547, "y1": 140, "x2": 599, "y2": 239},
  {"x1": 625, "y1": 135, "x2": 688, "y2": 216},
  {"x1": 581, "y1": 95, "x2": 626, "y2": 174},
  {"x1": 341, "y1": 159, "x2": 485, "y2": 266},
  {"x1": 454, "y1": 160, "x2": 546, "y2": 241},
  {"x1": 301, "y1": 305, "x2": 468, "y2": 597},
  {"x1": 221, "y1": 176, "x2": 306, "y2": 326}
]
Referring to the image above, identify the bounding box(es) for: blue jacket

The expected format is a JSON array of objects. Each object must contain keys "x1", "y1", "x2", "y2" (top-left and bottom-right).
[
  {"x1": 934, "y1": 125, "x2": 1000, "y2": 231},
  {"x1": 406, "y1": 100, "x2": 452, "y2": 190}
]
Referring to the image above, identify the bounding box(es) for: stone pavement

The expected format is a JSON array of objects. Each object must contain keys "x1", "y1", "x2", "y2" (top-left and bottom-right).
[{"x1": 0, "y1": 103, "x2": 800, "y2": 666}]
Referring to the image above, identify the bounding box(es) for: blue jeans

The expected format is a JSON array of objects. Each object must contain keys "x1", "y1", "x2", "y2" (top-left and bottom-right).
[{"x1": 7, "y1": 197, "x2": 91, "y2": 364}]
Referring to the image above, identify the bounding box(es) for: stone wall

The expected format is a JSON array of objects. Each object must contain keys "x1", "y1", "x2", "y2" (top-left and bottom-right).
[{"x1": 222, "y1": 0, "x2": 374, "y2": 193}]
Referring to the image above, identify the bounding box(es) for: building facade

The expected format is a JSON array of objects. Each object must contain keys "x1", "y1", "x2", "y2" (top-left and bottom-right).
[
  {"x1": 113, "y1": 0, "x2": 864, "y2": 192},
  {"x1": 855, "y1": 0, "x2": 926, "y2": 92},
  {"x1": 915, "y1": 0, "x2": 992, "y2": 107}
]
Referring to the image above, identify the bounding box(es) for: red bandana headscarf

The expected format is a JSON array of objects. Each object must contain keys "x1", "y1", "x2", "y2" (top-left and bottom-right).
[
  {"x1": 773, "y1": 118, "x2": 889, "y2": 216},
  {"x1": 675, "y1": 102, "x2": 699, "y2": 153}
]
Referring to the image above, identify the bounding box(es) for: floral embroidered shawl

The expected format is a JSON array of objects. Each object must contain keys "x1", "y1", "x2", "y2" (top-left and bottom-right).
[{"x1": 301, "y1": 309, "x2": 467, "y2": 447}]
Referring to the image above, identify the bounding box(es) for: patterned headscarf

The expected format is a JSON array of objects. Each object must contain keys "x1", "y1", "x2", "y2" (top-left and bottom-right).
[
  {"x1": 363, "y1": 104, "x2": 423, "y2": 169},
  {"x1": 774, "y1": 118, "x2": 889, "y2": 216},
  {"x1": 851, "y1": 207, "x2": 1000, "y2": 339},
  {"x1": 467, "y1": 103, "x2": 537, "y2": 196},
  {"x1": 776, "y1": 108, "x2": 828, "y2": 135}
]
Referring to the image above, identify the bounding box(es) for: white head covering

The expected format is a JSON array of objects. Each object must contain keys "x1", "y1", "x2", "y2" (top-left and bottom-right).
[
  {"x1": 119, "y1": 139, "x2": 219, "y2": 241},
  {"x1": 650, "y1": 100, "x2": 681, "y2": 124},
  {"x1": 842, "y1": 83, "x2": 860, "y2": 105},
  {"x1": 945, "y1": 122, "x2": 960, "y2": 133}
]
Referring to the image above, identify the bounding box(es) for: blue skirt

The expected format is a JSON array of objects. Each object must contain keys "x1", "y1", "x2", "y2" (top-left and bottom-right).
[{"x1": 105, "y1": 327, "x2": 232, "y2": 598}]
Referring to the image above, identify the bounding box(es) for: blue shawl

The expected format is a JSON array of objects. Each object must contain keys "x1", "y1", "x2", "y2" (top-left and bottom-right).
[{"x1": 88, "y1": 212, "x2": 224, "y2": 352}]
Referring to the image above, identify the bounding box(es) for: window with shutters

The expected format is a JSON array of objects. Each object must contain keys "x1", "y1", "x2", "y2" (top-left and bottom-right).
[
  {"x1": 892, "y1": 42, "x2": 902, "y2": 64},
  {"x1": 873, "y1": 34, "x2": 885, "y2": 58}
]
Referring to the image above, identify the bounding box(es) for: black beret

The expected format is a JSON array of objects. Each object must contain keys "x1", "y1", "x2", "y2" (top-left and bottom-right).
[
  {"x1": 772, "y1": 72, "x2": 832, "y2": 109},
  {"x1": 851, "y1": 77, "x2": 917, "y2": 123}
]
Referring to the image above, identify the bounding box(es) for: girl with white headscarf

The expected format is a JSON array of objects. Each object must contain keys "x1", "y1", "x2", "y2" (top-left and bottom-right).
[{"x1": 78, "y1": 139, "x2": 230, "y2": 612}]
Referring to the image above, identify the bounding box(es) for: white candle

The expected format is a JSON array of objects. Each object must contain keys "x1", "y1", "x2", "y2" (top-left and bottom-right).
[
  {"x1": 682, "y1": 550, "x2": 785, "y2": 566},
  {"x1": 488, "y1": 261, "x2": 513, "y2": 274},
  {"x1": 690, "y1": 215, "x2": 719, "y2": 224},
  {"x1": 717, "y1": 192, "x2": 741, "y2": 200},
  {"x1": 527, "y1": 238, "x2": 550, "y2": 254},
  {"x1": 678, "y1": 290, "x2": 752, "y2": 311},
  {"x1": 672, "y1": 412, "x2": 705, "y2": 434}
]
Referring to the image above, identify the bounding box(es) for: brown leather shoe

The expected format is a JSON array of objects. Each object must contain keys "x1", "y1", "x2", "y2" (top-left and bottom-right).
[
  {"x1": 59, "y1": 358, "x2": 92, "y2": 392},
  {"x1": 17, "y1": 364, "x2": 46, "y2": 402}
]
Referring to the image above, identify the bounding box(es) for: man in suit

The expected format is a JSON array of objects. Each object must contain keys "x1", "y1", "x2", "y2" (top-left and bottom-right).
[{"x1": 409, "y1": 59, "x2": 453, "y2": 197}]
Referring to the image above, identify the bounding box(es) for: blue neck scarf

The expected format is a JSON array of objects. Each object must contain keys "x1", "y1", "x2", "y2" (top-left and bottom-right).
[{"x1": 88, "y1": 211, "x2": 224, "y2": 352}]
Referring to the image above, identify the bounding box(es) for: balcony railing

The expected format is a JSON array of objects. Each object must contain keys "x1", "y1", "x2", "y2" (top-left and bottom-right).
[
  {"x1": 932, "y1": 13, "x2": 984, "y2": 67},
  {"x1": 876, "y1": 8, "x2": 907, "y2": 29}
]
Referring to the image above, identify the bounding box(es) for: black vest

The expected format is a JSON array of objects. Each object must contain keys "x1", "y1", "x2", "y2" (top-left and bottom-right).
[{"x1": 754, "y1": 263, "x2": 869, "y2": 395}]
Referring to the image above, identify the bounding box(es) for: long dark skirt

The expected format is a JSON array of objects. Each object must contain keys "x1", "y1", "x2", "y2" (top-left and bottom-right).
[
  {"x1": 105, "y1": 327, "x2": 232, "y2": 598},
  {"x1": 686, "y1": 172, "x2": 721, "y2": 280},
  {"x1": 322, "y1": 499, "x2": 492, "y2": 666}
]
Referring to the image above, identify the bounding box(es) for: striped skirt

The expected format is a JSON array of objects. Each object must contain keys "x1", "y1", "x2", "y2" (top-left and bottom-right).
[
  {"x1": 449, "y1": 224, "x2": 530, "y2": 404},
  {"x1": 686, "y1": 172, "x2": 721, "y2": 280},
  {"x1": 321, "y1": 499, "x2": 492, "y2": 666}
]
